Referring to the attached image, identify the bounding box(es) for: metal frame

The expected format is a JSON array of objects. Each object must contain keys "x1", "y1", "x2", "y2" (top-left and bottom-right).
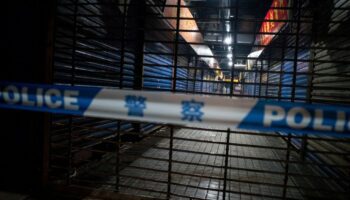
[{"x1": 49, "y1": 0, "x2": 350, "y2": 199}]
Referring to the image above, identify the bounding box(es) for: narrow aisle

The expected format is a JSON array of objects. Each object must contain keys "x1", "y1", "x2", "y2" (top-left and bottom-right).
[{"x1": 117, "y1": 128, "x2": 303, "y2": 199}]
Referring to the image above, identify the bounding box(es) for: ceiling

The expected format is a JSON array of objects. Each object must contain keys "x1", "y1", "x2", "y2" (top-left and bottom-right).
[{"x1": 185, "y1": 0, "x2": 272, "y2": 72}]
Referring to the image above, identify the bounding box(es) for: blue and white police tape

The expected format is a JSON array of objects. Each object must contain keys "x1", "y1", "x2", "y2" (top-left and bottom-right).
[{"x1": 0, "y1": 81, "x2": 349, "y2": 136}]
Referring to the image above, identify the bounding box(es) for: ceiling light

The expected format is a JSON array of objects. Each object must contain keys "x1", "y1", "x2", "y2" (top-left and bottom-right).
[
  {"x1": 247, "y1": 49, "x2": 263, "y2": 58},
  {"x1": 234, "y1": 64, "x2": 247, "y2": 69},
  {"x1": 227, "y1": 53, "x2": 233, "y2": 59},
  {"x1": 224, "y1": 37, "x2": 232, "y2": 45},
  {"x1": 225, "y1": 24, "x2": 230, "y2": 32},
  {"x1": 228, "y1": 61, "x2": 233, "y2": 67}
]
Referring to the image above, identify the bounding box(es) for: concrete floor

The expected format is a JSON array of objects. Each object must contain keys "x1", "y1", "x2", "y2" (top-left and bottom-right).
[
  {"x1": 0, "y1": 192, "x2": 30, "y2": 200},
  {"x1": 69, "y1": 126, "x2": 343, "y2": 199},
  {"x1": 112, "y1": 128, "x2": 303, "y2": 200}
]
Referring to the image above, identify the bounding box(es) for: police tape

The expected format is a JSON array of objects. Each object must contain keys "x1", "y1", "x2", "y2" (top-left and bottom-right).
[{"x1": 0, "y1": 81, "x2": 349, "y2": 136}]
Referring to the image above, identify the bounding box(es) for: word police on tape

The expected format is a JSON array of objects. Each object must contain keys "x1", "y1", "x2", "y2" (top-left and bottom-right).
[
  {"x1": 0, "y1": 85, "x2": 79, "y2": 110},
  {"x1": 264, "y1": 105, "x2": 347, "y2": 132}
]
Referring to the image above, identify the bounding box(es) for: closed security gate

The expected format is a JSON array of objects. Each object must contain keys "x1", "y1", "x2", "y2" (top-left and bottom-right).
[{"x1": 46, "y1": 0, "x2": 350, "y2": 199}]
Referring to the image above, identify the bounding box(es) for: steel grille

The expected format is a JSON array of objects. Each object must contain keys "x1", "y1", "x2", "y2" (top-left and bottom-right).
[{"x1": 49, "y1": 0, "x2": 350, "y2": 199}]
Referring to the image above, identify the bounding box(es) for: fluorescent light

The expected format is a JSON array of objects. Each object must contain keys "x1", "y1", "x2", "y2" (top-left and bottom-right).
[
  {"x1": 227, "y1": 53, "x2": 233, "y2": 59},
  {"x1": 210, "y1": 58, "x2": 215, "y2": 65},
  {"x1": 234, "y1": 64, "x2": 247, "y2": 69},
  {"x1": 247, "y1": 50, "x2": 263, "y2": 70},
  {"x1": 228, "y1": 61, "x2": 233, "y2": 67},
  {"x1": 225, "y1": 24, "x2": 230, "y2": 32},
  {"x1": 224, "y1": 37, "x2": 232, "y2": 45},
  {"x1": 247, "y1": 49, "x2": 263, "y2": 58}
]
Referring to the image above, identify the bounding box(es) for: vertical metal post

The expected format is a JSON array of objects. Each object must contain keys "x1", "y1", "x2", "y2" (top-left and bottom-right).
[
  {"x1": 282, "y1": 134, "x2": 291, "y2": 199},
  {"x1": 306, "y1": 28, "x2": 316, "y2": 103},
  {"x1": 67, "y1": 117, "x2": 73, "y2": 185},
  {"x1": 230, "y1": 0, "x2": 239, "y2": 97},
  {"x1": 133, "y1": 0, "x2": 146, "y2": 90},
  {"x1": 115, "y1": 120, "x2": 121, "y2": 192},
  {"x1": 278, "y1": 34, "x2": 286, "y2": 101},
  {"x1": 70, "y1": 0, "x2": 78, "y2": 86},
  {"x1": 291, "y1": 0, "x2": 301, "y2": 102},
  {"x1": 266, "y1": 51, "x2": 271, "y2": 98},
  {"x1": 200, "y1": 68, "x2": 204, "y2": 92},
  {"x1": 171, "y1": 0, "x2": 181, "y2": 92},
  {"x1": 42, "y1": 114, "x2": 51, "y2": 187},
  {"x1": 290, "y1": 0, "x2": 304, "y2": 168},
  {"x1": 230, "y1": 66, "x2": 234, "y2": 96},
  {"x1": 186, "y1": 57, "x2": 191, "y2": 92},
  {"x1": 67, "y1": 0, "x2": 78, "y2": 185},
  {"x1": 300, "y1": 136, "x2": 308, "y2": 161},
  {"x1": 132, "y1": 0, "x2": 146, "y2": 133},
  {"x1": 223, "y1": 128, "x2": 231, "y2": 200},
  {"x1": 259, "y1": 60, "x2": 263, "y2": 98},
  {"x1": 167, "y1": 126, "x2": 174, "y2": 199},
  {"x1": 116, "y1": 0, "x2": 126, "y2": 191},
  {"x1": 119, "y1": 0, "x2": 127, "y2": 89},
  {"x1": 248, "y1": 2, "x2": 263, "y2": 98},
  {"x1": 193, "y1": 56, "x2": 198, "y2": 93},
  {"x1": 301, "y1": 6, "x2": 318, "y2": 161},
  {"x1": 253, "y1": 64, "x2": 258, "y2": 98},
  {"x1": 42, "y1": 0, "x2": 56, "y2": 187}
]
